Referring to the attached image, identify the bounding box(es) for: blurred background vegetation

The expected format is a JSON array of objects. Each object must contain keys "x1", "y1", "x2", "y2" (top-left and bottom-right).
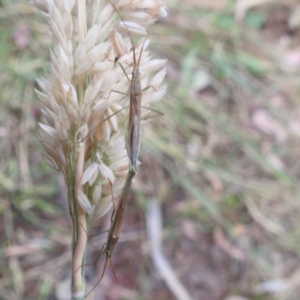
[{"x1": 1, "y1": 0, "x2": 300, "y2": 299}]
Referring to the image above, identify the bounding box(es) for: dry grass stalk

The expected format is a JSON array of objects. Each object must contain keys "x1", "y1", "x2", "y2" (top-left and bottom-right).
[{"x1": 31, "y1": 0, "x2": 167, "y2": 298}]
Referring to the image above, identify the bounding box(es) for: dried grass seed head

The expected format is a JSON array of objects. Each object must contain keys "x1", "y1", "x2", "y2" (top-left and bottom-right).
[{"x1": 34, "y1": 0, "x2": 167, "y2": 219}]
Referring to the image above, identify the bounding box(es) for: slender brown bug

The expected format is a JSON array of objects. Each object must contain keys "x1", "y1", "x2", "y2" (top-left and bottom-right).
[
  {"x1": 82, "y1": 3, "x2": 151, "y2": 298},
  {"x1": 82, "y1": 2, "x2": 164, "y2": 298},
  {"x1": 99, "y1": 1, "x2": 149, "y2": 276}
]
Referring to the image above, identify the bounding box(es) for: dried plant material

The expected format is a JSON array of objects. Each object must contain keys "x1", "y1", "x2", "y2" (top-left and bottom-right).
[
  {"x1": 289, "y1": 120, "x2": 300, "y2": 138},
  {"x1": 33, "y1": 0, "x2": 166, "y2": 221},
  {"x1": 185, "y1": 0, "x2": 227, "y2": 11},
  {"x1": 13, "y1": 23, "x2": 30, "y2": 49},
  {"x1": 181, "y1": 219, "x2": 198, "y2": 241},
  {"x1": 204, "y1": 171, "x2": 223, "y2": 193},
  {"x1": 235, "y1": 0, "x2": 277, "y2": 22},
  {"x1": 266, "y1": 154, "x2": 285, "y2": 171},
  {"x1": 254, "y1": 279, "x2": 287, "y2": 294},
  {"x1": 77, "y1": 190, "x2": 94, "y2": 215},
  {"x1": 288, "y1": 4, "x2": 300, "y2": 30},
  {"x1": 214, "y1": 226, "x2": 245, "y2": 261},
  {"x1": 224, "y1": 296, "x2": 250, "y2": 300},
  {"x1": 32, "y1": 0, "x2": 166, "y2": 297},
  {"x1": 281, "y1": 48, "x2": 300, "y2": 72},
  {"x1": 191, "y1": 70, "x2": 211, "y2": 93},
  {"x1": 251, "y1": 109, "x2": 286, "y2": 143},
  {"x1": 147, "y1": 197, "x2": 193, "y2": 300},
  {"x1": 245, "y1": 198, "x2": 285, "y2": 235}
]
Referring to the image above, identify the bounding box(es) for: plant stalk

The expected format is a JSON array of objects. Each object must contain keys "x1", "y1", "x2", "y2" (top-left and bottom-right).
[{"x1": 72, "y1": 142, "x2": 87, "y2": 299}]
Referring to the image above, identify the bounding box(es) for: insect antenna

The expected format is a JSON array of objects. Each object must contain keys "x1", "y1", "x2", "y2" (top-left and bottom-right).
[{"x1": 109, "y1": 2, "x2": 137, "y2": 66}]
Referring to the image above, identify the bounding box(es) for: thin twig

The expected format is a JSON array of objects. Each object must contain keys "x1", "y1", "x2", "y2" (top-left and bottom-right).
[
  {"x1": 245, "y1": 197, "x2": 284, "y2": 235},
  {"x1": 146, "y1": 197, "x2": 193, "y2": 300},
  {"x1": 72, "y1": 142, "x2": 87, "y2": 299}
]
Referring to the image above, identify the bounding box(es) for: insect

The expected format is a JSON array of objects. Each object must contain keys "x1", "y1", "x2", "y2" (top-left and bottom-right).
[
  {"x1": 101, "y1": 0, "x2": 147, "y2": 274},
  {"x1": 100, "y1": 171, "x2": 134, "y2": 281},
  {"x1": 82, "y1": 2, "x2": 150, "y2": 298}
]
